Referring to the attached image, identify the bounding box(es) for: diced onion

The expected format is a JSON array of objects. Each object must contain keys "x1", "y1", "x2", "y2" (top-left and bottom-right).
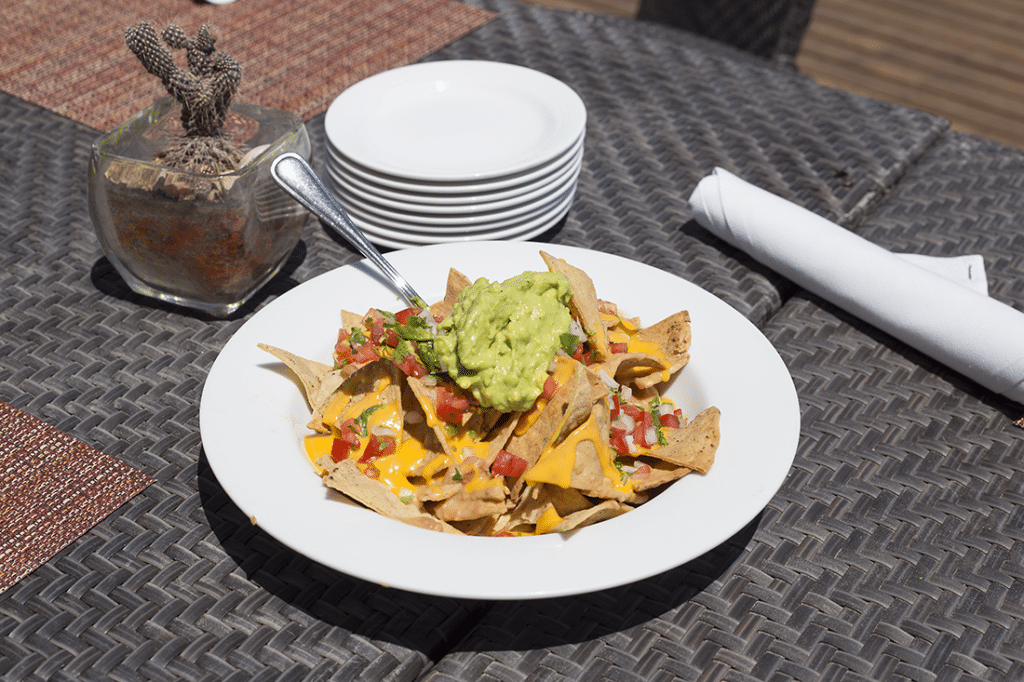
[
  {"x1": 612, "y1": 414, "x2": 634, "y2": 432},
  {"x1": 418, "y1": 309, "x2": 438, "y2": 333},
  {"x1": 371, "y1": 425, "x2": 398, "y2": 438}
]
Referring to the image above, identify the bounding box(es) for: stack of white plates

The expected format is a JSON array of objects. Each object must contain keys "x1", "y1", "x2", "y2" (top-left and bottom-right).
[{"x1": 323, "y1": 60, "x2": 586, "y2": 249}]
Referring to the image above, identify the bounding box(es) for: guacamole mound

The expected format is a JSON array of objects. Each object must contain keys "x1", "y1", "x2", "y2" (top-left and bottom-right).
[{"x1": 435, "y1": 271, "x2": 573, "y2": 412}]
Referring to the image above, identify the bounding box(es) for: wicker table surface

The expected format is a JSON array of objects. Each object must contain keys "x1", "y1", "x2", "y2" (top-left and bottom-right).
[{"x1": 3, "y1": 0, "x2": 1020, "y2": 680}]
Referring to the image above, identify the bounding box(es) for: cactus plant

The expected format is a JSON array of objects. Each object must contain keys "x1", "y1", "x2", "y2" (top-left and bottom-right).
[{"x1": 124, "y1": 22, "x2": 244, "y2": 175}]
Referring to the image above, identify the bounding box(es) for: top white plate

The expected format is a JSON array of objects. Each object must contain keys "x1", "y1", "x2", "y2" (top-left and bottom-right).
[
  {"x1": 200, "y1": 242, "x2": 800, "y2": 600},
  {"x1": 324, "y1": 61, "x2": 587, "y2": 182}
]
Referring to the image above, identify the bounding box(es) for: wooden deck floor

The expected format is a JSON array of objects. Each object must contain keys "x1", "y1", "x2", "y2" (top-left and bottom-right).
[{"x1": 518, "y1": 0, "x2": 1024, "y2": 150}]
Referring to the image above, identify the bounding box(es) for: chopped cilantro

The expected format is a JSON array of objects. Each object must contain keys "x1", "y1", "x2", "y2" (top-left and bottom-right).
[
  {"x1": 397, "y1": 315, "x2": 433, "y2": 341},
  {"x1": 417, "y1": 343, "x2": 443, "y2": 374},
  {"x1": 354, "y1": 404, "x2": 385, "y2": 436},
  {"x1": 649, "y1": 398, "x2": 669, "y2": 446}
]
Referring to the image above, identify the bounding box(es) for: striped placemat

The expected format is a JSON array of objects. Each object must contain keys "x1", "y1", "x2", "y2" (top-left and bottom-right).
[
  {"x1": 0, "y1": 0, "x2": 496, "y2": 132},
  {"x1": 0, "y1": 402, "x2": 154, "y2": 594}
]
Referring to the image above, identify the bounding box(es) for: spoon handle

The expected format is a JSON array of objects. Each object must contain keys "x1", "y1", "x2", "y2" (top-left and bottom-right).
[{"x1": 271, "y1": 152, "x2": 424, "y2": 307}]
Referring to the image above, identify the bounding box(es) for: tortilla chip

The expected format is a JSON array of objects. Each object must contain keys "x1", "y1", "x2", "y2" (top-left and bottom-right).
[
  {"x1": 550, "y1": 499, "x2": 632, "y2": 533},
  {"x1": 627, "y1": 459, "x2": 692, "y2": 492},
  {"x1": 540, "y1": 251, "x2": 609, "y2": 360},
  {"x1": 258, "y1": 343, "x2": 351, "y2": 432},
  {"x1": 647, "y1": 406, "x2": 720, "y2": 473},
  {"x1": 430, "y1": 474, "x2": 509, "y2": 522},
  {"x1": 450, "y1": 515, "x2": 504, "y2": 536},
  {"x1": 633, "y1": 311, "x2": 691, "y2": 389},
  {"x1": 507, "y1": 483, "x2": 553, "y2": 525},
  {"x1": 574, "y1": 450, "x2": 640, "y2": 502},
  {"x1": 584, "y1": 366, "x2": 612, "y2": 404},
  {"x1": 591, "y1": 353, "x2": 666, "y2": 388},
  {"x1": 484, "y1": 412, "x2": 520, "y2": 465},
  {"x1": 406, "y1": 377, "x2": 472, "y2": 457},
  {"x1": 340, "y1": 309, "x2": 366, "y2": 334},
  {"x1": 430, "y1": 268, "x2": 472, "y2": 321},
  {"x1": 319, "y1": 457, "x2": 463, "y2": 534},
  {"x1": 505, "y1": 483, "x2": 627, "y2": 534}
]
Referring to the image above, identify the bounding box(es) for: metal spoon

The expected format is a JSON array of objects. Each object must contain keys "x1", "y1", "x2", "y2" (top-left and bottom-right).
[{"x1": 270, "y1": 152, "x2": 424, "y2": 307}]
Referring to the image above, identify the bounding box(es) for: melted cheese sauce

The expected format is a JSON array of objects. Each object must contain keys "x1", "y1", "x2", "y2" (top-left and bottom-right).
[
  {"x1": 309, "y1": 376, "x2": 504, "y2": 500},
  {"x1": 302, "y1": 372, "x2": 403, "y2": 477},
  {"x1": 523, "y1": 407, "x2": 633, "y2": 494},
  {"x1": 535, "y1": 506, "x2": 564, "y2": 534}
]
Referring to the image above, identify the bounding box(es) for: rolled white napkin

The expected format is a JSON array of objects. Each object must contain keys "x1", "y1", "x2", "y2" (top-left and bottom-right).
[{"x1": 688, "y1": 167, "x2": 1024, "y2": 406}]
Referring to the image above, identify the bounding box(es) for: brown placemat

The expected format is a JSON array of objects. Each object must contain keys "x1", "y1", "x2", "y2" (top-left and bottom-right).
[
  {"x1": 0, "y1": 0, "x2": 496, "y2": 132},
  {"x1": 0, "y1": 402, "x2": 154, "y2": 594}
]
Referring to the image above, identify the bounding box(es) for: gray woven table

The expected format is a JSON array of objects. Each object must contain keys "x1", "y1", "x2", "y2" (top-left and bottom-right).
[{"x1": 2, "y1": 0, "x2": 1021, "y2": 680}]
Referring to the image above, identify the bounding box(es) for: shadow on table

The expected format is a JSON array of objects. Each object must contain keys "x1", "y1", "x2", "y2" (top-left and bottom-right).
[
  {"x1": 197, "y1": 447, "x2": 757, "y2": 658},
  {"x1": 88, "y1": 240, "x2": 308, "y2": 321}
]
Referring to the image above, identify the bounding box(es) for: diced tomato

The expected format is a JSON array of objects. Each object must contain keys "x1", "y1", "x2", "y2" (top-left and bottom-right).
[
  {"x1": 609, "y1": 342, "x2": 628, "y2": 354},
  {"x1": 331, "y1": 418, "x2": 361, "y2": 462},
  {"x1": 491, "y1": 449, "x2": 529, "y2": 478},
  {"x1": 436, "y1": 385, "x2": 470, "y2": 424},
  {"x1": 571, "y1": 341, "x2": 585, "y2": 363},
  {"x1": 609, "y1": 427, "x2": 631, "y2": 455},
  {"x1": 621, "y1": 404, "x2": 644, "y2": 422},
  {"x1": 659, "y1": 413, "x2": 681, "y2": 429},
  {"x1": 364, "y1": 463, "x2": 380, "y2": 479},
  {"x1": 351, "y1": 342, "x2": 378, "y2": 364},
  {"x1": 633, "y1": 410, "x2": 655, "y2": 448},
  {"x1": 369, "y1": 317, "x2": 386, "y2": 345},
  {"x1": 395, "y1": 307, "x2": 420, "y2": 324},
  {"x1": 398, "y1": 353, "x2": 428, "y2": 378},
  {"x1": 541, "y1": 375, "x2": 558, "y2": 400},
  {"x1": 359, "y1": 434, "x2": 396, "y2": 464},
  {"x1": 334, "y1": 343, "x2": 353, "y2": 365},
  {"x1": 632, "y1": 463, "x2": 652, "y2": 480},
  {"x1": 494, "y1": 530, "x2": 516, "y2": 537},
  {"x1": 330, "y1": 437, "x2": 352, "y2": 462},
  {"x1": 337, "y1": 417, "x2": 360, "y2": 436}
]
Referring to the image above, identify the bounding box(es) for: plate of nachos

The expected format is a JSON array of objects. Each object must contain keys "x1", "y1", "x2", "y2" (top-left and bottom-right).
[{"x1": 200, "y1": 242, "x2": 799, "y2": 599}]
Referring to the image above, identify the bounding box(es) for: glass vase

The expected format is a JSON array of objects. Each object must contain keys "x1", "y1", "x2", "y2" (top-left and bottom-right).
[{"x1": 88, "y1": 97, "x2": 311, "y2": 317}]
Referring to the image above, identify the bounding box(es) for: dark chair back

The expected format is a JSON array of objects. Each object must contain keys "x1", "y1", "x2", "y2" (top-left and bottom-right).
[{"x1": 635, "y1": 0, "x2": 816, "y2": 68}]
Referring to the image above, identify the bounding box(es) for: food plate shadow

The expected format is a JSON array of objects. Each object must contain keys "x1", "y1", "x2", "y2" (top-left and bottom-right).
[
  {"x1": 197, "y1": 445, "x2": 757, "y2": 651},
  {"x1": 196, "y1": 448, "x2": 492, "y2": 660},
  {"x1": 450, "y1": 513, "x2": 759, "y2": 651},
  {"x1": 90, "y1": 241, "x2": 308, "y2": 320}
]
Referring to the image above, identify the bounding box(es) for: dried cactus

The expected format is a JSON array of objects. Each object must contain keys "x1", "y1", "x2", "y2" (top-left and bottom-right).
[{"x1": 125, "y1": 22, "x2": 245, "y2": 175}]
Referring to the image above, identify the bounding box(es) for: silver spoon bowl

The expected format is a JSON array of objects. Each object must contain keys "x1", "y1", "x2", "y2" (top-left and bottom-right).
[{"x1": 271, "y1": 152, "x2": 424, "y2": 307}]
